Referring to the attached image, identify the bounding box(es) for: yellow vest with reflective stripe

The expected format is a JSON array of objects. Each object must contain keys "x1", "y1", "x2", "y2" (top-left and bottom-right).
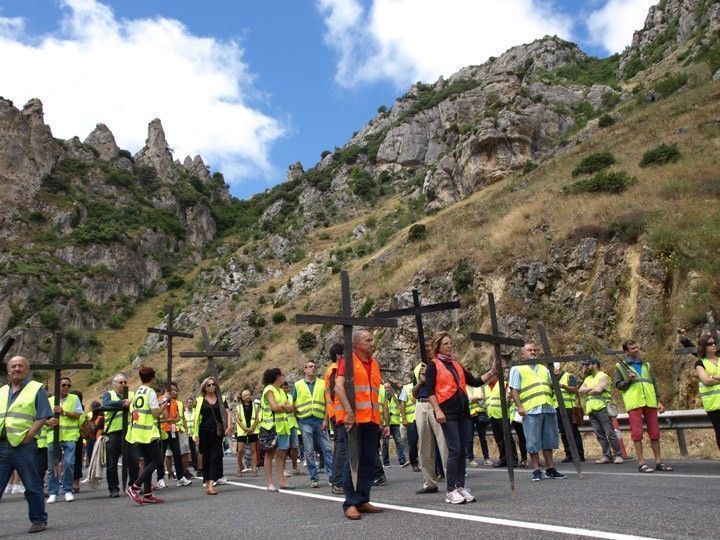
[
  {"x1": 487, "y1": 383, "x2": 502, "y2": 419},
  {"x1": 699, "y1": 359, "x2": 720, "y2": 412},
  {"x1": 583, "y1": 372, "x2": 611, "y2": 413},
  {"x1": 235, "y1": 401, "x2": 258, "y2": 435},
  {"x1": 517, "y1": 365, "x2": 554, "y2": 411},
  {"x1": 54, "y1": 393, "x2": 81, "y2": 442},
  {"x1": 184, "y1": 406, "x2": 195, "y2": 435},
  {"x1": 387, "y1": 394, "x2": 400, "y2": 425},
  {"x1": 615, "y1": 361, "x2": 657, "y2": 410},
  {"x1": 0, "y1": 381, "x2": 43, "y2": 447},
  {"x1": 36, "y1": 424, "x2": 48, "y2": 448},
  {"x1": 558, "y1": 372, "x2": 575, "y2": 409},
  {"x1": 467, "y1": 385, "x2": 486, "y2": 416},
  {"x1": 294, "y1": 379, "x2": 326, "y2": 420},
  {"x1": 401, "y1": 383, "x2": 416, "y2": 423},
  {"x1": 104, "y1": 390, "x2": 124, "y2": 434},
  {"x1": 286, "y1": 393, "x2": 299, "y2": 430},
  {"x1": 261, "y1": 385, "x2": 289, "y2": 435},
  {"x1": 126, "y1": 385, "x2": 160, "y2": 444}
]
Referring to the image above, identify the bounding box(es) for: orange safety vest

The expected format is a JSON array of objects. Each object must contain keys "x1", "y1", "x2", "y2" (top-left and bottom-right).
[
  {"x1": 335, "y1": 353, "x2": 381, "y2": 425},
  {"x1": 160, "y1": 399, "x2": 180, "y2": 432},
  {"x1": 324, "y1": 362, "x2": 340, "y2": 421},
  {"x1": 432, "y1": 357, "x2": 467, "y2": 404}
]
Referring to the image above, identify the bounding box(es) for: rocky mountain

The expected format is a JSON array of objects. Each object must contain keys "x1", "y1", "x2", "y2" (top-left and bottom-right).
[{"x1": 1, "y1": 0, "x2": 720, "y2": 421}]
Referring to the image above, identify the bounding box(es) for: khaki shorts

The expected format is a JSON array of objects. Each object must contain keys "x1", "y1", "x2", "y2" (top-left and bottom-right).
[{"x1": 179, "y1": 432, "x2": 190, "y2": 454}]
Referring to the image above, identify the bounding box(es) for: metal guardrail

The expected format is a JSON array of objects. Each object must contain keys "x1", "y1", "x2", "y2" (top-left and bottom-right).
[{"x1": 577, "y1": 409, "x2": 712, "y2": 457}]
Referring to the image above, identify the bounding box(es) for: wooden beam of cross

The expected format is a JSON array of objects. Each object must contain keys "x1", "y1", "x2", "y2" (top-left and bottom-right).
[
  {"x1": 29, "y1": 330, "x2": 94, "y2": 464},
  {"x1": 147, "y1": 305, "x2": 194, "y2": 390},
  {"x1": 0, "y1": 336, "x2": 15, "y2": 363},
  {"x1": 468, "y1": 292, "x2": 524, "y2": 496},
  {"x1": 373, "y1": 289, "x2": 461, "y2": 367},
  {"x1": 513, "y1": 324, "x2": 591, "y2": 479},
  {"x1": 294, "y1": 270, "x2": 398, "y2": 490},
  {"x1": 706, "y1": 311, "x2": 720, "y2": 351}
]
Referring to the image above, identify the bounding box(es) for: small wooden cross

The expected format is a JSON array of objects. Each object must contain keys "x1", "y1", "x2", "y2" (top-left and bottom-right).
[
  {"x1": 294, "y1": 270, "x2": 398, "y2": 489},
  {"x1": 147, "y1": 305, "x2": 194, "y2": 389},
  {"x1": 468, "y1": 292, "x2": 524, "y2": 495}
]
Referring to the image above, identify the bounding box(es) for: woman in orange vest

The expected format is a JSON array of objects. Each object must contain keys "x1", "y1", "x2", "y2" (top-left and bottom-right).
[{"x1": 426, "y1": 331, "x2": 498, "y2": 505}]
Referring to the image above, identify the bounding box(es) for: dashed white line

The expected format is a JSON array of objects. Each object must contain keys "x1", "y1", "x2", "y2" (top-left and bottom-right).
[{"x1": 466, "y1": 467, "x2": 720, "y2": 480}]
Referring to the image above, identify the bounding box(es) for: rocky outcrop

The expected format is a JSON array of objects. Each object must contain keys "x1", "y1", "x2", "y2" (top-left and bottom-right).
[
  {"x1": 286, "y1": 161, "x2": 304, "y2": 182},
  {"x1": 183, "y1": 155, "x2": 212, "y2": 183},
  {"x1": 184, "y1": 204, "x2": 217, "y2": 248},
  {"x1": 135, "y1": 118, "x2": 176, "y2": 183},
  {"x1": 84, "y1": 123, "x2": 119, "y2": 161}
]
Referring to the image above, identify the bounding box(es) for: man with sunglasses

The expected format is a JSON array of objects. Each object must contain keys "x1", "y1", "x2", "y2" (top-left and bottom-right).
[
  {"x1": 47, "y1": 377, "x2": 83, "y2": 503},
  {"x1": 101, "y1": 373, "x2": 138, "y2": 498}
]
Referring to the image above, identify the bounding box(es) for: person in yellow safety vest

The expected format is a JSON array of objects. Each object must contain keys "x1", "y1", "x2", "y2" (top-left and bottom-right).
[
  {"x1": 282, "y1": 381, "x2": 303, "y2": 477},
  {"x1": 125, "y1": 366, "x2": 165, "y2": 505},
  {"x1": 235, "y1": 389, "x2": 260, "y2": 476},
  {"x1": 159, "y1": 382, "x2": 192, "y2": 487},
  {"x1": 101, "y1": 373, "x2": 138, "y2": 497},
  {"x1": 45, "y1": 376, "x2": 83, "y2": 503},
  {"x1": 259, "y1": 368, "x2": 295, "y2": 492},
  {"x1": 184, "y1": 397, "x2": 199, "y2": 471},
  {"x1": 399, "y1": 381, "x2": 420, "y2": 471},
  {"x1": 381, "y1": 382, "x2": 407, "y2": 467},
  {"x1": 465, "y1": 384, "x2": 493, "y2": 467},
  {"x1": 487, "y1": 360, "x2": 526, "y2": 468},
  {"x1": 293, "y1": 359, "x2": 334, "y2": 488},
  {"x1": 613, "y1": 339, "x2": 673, "y2": 473},
  {"x1": 509, "y1": 343, "x2": 567, "y2": 482},
  {"x1": 0, "y1": 356, "x2": 56, "y2": 533},
  {"x1": 552, "y1": 362, "x2": 586, "y2": 464},
  {"x1": 578, "y1": 358, "x2": 623, "y2": 464},
  {"x1": 695, "y1": 334, "x2": 720, "y2": 451}
]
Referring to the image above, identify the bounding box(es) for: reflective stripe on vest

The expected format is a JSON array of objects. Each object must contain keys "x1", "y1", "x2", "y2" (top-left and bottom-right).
[
  {"x1": 54, "y1": 394, "x2": 80, "y2": 442},
  {"x1": 699, "y1": 359, "x2": 720, "y2": 412},
  {"x1": 432, "y1": 357, "x2": 467, "y2": 404},
  {"x1": 487, "y1": 383, "x2": 502, "y2": 419},
  {"x1": 387, "y1": 394, "x2": 400, "y2": 425},
  {"x1": 582, "y1": 372, "x2": 611, "y2": 413},
  {"x1": 0, "y1": 381, "x2": 43, "y2": 447},
  {"x1": 104, "y1": 390, "x2": 124, "y2": 434},
  {"x1": 261, "y1": 385, "x2": 289, "y2": 435},
  {"x1": 184, "y1": 408, "x2": 195, "y2": 434},
  {"x1": 616, "y1": 361, "x2": 657, "y2": 410},
  {"x1": 557, "y1": 372, "x2": 575, "y2": 409},
  {"x1": 294, "y1": 379, "x2": 326, "y2": 420},
  {"x1": 235, "y1": 401, "x2": 257, "y2": 435},
  {"x1": 517, "y1": 365, "x2": 554, "y2": 410},
  {"x1": 401, "y1": 383, "x2": 416, "y2": 423},
  {"x1": 286, "y1": 393, "x2": 299, "y2": 430},
  {"x1": 335, "y1": 354, "x2": 381, "y2": 425},
  {"x1": 126, "y1": 386, "x2": 160, "y2": 444}
]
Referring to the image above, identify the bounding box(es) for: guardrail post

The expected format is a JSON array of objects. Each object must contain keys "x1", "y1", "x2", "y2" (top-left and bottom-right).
[{"x1": 676, "y1": 428, "x2": 688, "y2": 457}]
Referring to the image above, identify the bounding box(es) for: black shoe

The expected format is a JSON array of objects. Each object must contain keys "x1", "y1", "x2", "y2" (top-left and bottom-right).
[
  {"x1": 560, "y1": 457, "x2": 573, "y2": 463},
  {"x1": 28, "y1": 523, "x2": 47, "y2": 534},
  {"x1": 493, "y1": 461, "x2": 507, "y2": 468},
  {"x1": 372, "y1": 475, "x2": 387, "y2": 486},
  {"x1": 109, "y1": 490, "x2": 120, "y2": 498},
  {"x1": 416, "y1": 486, "x2": 439, "y2": 494}
]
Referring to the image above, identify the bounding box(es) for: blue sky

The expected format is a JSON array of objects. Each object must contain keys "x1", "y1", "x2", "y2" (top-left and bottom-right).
[{"x1": 0, "y1": 1, "x2": 656, "y2": 199}]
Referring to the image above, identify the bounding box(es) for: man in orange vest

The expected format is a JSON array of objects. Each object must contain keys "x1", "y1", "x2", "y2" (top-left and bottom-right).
[
  {"x1": 324, "y1": 343, "x2": 345, "y2": 495},
  {"x1": 335, "y1": 329, "x2": 387, "y2": 520}
]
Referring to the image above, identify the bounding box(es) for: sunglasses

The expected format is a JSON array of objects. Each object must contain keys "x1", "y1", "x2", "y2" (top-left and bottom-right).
[
  {"x1": 708, "y1": 342, "x2": 716, "y2": 346},
  {"x1": 118, "y1": 381, "x2": 128, "y2": 385},
  {"x1": 61, "y1": 383, "x2": 71, "y2": 388},
  {"x1": 206, "y1": 383, "x2": 216, "y2": 387}
]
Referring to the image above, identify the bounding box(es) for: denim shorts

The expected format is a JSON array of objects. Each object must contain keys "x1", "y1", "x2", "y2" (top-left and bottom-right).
[
  {"x1": 522, "y1": 412, "x2": 559, "y2": 453},
  {"x1": 289, "y1": 427, "x2": 299, "y2": 449},
  {"x1": 277, "y1": 434, "x2": 290, "y2": 451}
]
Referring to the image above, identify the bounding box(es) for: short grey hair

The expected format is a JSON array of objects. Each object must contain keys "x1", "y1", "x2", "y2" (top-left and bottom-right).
[
  {"x1": 113, "y1": 373, "x2": 128, "y2": 384},
  {"x1": 7, "y1": 356, "x2": 29, "y2": 370},
  {"x1": 352, "y1": 328, "x2": 370, "y2": 344}
]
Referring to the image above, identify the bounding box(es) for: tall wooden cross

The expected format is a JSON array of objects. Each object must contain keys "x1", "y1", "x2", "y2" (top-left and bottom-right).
[
  {"x1": 512, "y1": 324, "x2": 591, "y2": 478},
  {"x1": 0, "y1": 336, "x2": 15, "y2": 363},
  {"x1": 29, "y1": 330, "x2": 94, "y2": 463},
  {"x1": 468, "y1": 292, "x2": 524, "y2": 495},
  {"x1": 373, "y1": 289, "x2": 461, "y2": 368},
  {"x1": 147, "y1": 305, "x2": 194, "y2": 389},
  {"x1": 294, "y1": 270, "x2": 398, "y2": 489}
]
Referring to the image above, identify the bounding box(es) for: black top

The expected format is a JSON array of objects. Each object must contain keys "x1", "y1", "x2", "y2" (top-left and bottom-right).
[
  {"x1": 242, "y1": 402, "x2": 253, "y2": 426},
  {"x1": 696, "y1": 358, "x2": 718, "y2": 369},
  {"x1": 424, "y1": 358, "x2": 484, "y2": 420},
  {"x1": 199, "y1": 398, "x2": 225, "y2": 434}
]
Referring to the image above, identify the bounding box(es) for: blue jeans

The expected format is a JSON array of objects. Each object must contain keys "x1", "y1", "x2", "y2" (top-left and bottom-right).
[
  {"x1": 299, "y1": 417, "x2": 334, "y2": 483},
  {"x1": 523, "y1": 412, "x2": 560, "y2": 453},
  {"x1": 342, "y1": 422, "x2": 380, "y2": 510},
  {"x1": 0, "y1": 440, "x2": 47, "y2": 525},
  {"x1": 47, "y1": 441, "x2": 76, "y2": 495},
  {"x1": 382, "y1": 424, "x2": 406, "y2": 465}
]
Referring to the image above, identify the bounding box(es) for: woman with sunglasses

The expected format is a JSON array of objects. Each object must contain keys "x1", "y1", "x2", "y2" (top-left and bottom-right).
[
  {"x1": 695, "y1": 334, "x2": 720, "y2": 450},
  {"x1": 259, "y1": 368, "x2": 296, "y2": 492},
  {"x1": 192, "y1": 377, "x2": 227, "y2": 495}
]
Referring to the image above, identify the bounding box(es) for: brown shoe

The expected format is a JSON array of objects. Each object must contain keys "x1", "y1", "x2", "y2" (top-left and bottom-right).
[
  {"x1": 206, "y1": 484, "x2": 218, "y2": 495},
  {"x1": 344, "y1": 506, "x2": 361, "y2": 520},
  {"x1": 28, "y1": 523, "x2": 47, "y2": 533},
  {"x1": 357, "y1": 502, "x2": 383, "y2": 513}
]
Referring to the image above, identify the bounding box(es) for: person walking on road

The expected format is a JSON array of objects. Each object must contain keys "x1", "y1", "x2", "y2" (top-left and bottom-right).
[
  {"x1": 695, "y1": 334, "x2": 720, "y2": 450},
  {"x1": 553, "y1": 362, "x2": 586, "y2": 463},
  {"x1": 614, "y1": 340, "x2": 673, "y2": 473},
  {"x1": 46, "y1": 377, "x2": 82, "y2": 503},
  {"x1": 578, "y1": 358, "x2": 623, "y2": 464},
  {"x1": 160, "y1": 382, "x2": 192, "y2": 487},
  {"x1": 192, "y1": 377, "x2": 228, "y2": 494},
  {"x1": 184, "y1": 398, "x2": 198, "y2": 471},
  {"x1": 235, "y1": 390, "x2": 259, "y2": 476},
  {"x1": 381, "y1": 382, "x2": 407, "y2": 467},
  {"x1": 0, "y1": 356, "x2": 55, "y2": 533},
  {"x1": 259, "y1": 368, "x2": 295, "y2": 492},
  {"x1": 101, "y1": 373, "x2": 138, "y2": 498},
  {"x1": 465, "y1": 383, "x2": 493, "y2": 467},
  {"x1": 399, "y1": 380, "x2": 420, "y2": 472},
  {"x1": 509, "y1": 343, "x2": 567, "y2": 482},
  {"x1": 335, "y1": 329, "x2": 386, "y2": 520}
]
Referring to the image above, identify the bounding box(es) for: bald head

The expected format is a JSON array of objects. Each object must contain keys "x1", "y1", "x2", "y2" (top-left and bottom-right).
[{"x1": 7, "y1": 356, "x2": 30, "y2": 385}]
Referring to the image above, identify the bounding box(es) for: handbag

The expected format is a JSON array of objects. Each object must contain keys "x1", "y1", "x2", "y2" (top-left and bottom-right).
[
  {"x1": 259, "y1": 427, "x2": 277, "y2": 451},
  {"x1": 571, "y1": 406, "x2": 585, "y2": 425},
  {"x1": 208, "y1": 399, "x2": 225, "y2": 437},
  {"x1": 606, "y1": 402, "x2": 619, "y2": 418}
]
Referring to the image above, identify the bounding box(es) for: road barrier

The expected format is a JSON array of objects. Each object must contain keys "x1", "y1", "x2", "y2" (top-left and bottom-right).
[{"x1": 577, "y1": 409, "x2": 712, "y2": 457}]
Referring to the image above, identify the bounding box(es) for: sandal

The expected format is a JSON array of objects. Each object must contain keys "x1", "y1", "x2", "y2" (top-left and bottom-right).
[
  {"x1": 638, "y1": 464, "x2": 654, "y2": 473},
  {"x1": 655, "y1": 462, "x2": 673, "y2": 472}
]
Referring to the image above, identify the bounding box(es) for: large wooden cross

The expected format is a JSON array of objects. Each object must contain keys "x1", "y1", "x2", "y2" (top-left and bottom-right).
[
  {"x1": 29, "y1": 330, "x2": 94, "y2": 463},
  {"x1": 468, "y1": 292, "x2": 524, "y2": 495},
  {"x1": 147, "y1": 305, "x2": 194, "y2": 389},
  {"x1": 512, "y1": 324, "x2": 591, "y2": 478},
  {"x1": 294, "y1": 270, "x2": 398, "y2": 489},
  {"x1": 674, "y1": 311, "x2": 720, "y2": 356}
]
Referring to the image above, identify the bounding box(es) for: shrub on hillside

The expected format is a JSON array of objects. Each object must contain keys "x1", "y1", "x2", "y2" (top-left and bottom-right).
[
  {"x1": 572, "y1": 151, "x2": 616, "y2": 177},
  {"x1": 452, "y1": 260, "x2": 475, "y2": 294},
  {"x1": 653, "y1": 73, "x2": 689, "y2": 98},
  {"x1": 639, "y1": 143, "x2": 681, "y2": 168},
  {"x1": 407, "y1": 223, "x2": 428, "y2": 242},
  {"x1": 598, "y1": 114, "x2": 615, "y2": 128},
  {"x1": 522, "y1": 161, "x2": 538, "y2": 175},
  {"x1": 271, "y1": 312, "x2": 286, "y2": 324},
  {"x1": 297, "y1": 331, "x2": 318, "y2": 352},
  {"x1": 563, "y1": 171, "x2": 637, "y2": 195},
  {"x1": 609, "y1": 213, "x2": 647, "y2": 243},
  {"x1": 164, "y1": 274, "x2": 185, "y2": 289}
]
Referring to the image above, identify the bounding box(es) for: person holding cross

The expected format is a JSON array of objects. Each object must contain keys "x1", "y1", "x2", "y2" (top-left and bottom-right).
[
  {"x1": 509, "y1": 343, "x2": 566, "y2": 482},
  {"x1": 101, "y1": 373, "x2": 139, "y2": 498},
  {"x1": 46, "y1": 376, "x2": 83, "y2": 503},
  {"x1": 0, "y1": 356, "x2": 55, "y2": 533}
]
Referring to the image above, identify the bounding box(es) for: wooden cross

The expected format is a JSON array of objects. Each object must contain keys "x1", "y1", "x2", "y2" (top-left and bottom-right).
[
  {"x1": 675, "y1": 312, "x2": 720, "y2": 356},
  {"x1": 29, "y1": 330, "x2": 94, "y2": 463},
  {"x1": 512, "y1": 324, "x2": 591, "y2": 479},
  {"x1": 0, "y1": 336, "x2": 15, "y2": 363},
  {"x1": 147, "y1": 305, "x2": 194, "y2": 389},
  {"x1": 373, "y1": 289, "x2": 461, "y2": 367},
  {"x1": 468, "y1": 292, "x2": 524, "y2": 495},
  {"x1": 294, "y1": 270, "x2": 398, "y2": 489}
]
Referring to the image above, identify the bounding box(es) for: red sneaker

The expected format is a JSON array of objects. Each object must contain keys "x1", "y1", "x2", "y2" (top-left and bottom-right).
[
  {"x1": 142, "y1": 494, "x2": 165, "y2": 504},
  {"x1": 126, "y1": 485, "x2": 144, "y2": 505}
]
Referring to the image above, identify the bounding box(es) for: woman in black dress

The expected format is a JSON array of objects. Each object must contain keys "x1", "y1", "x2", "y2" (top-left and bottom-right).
[{"x1": 192, "y1": 377, "x2": 228, "y2": 495}]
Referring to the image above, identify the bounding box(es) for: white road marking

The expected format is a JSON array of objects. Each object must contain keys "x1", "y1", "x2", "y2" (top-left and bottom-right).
[
  {"x1": 466, "y1": 468, "x2": 720, "y2": 480},
  {"x1": 225, "y1": 480, "x2": 661, "y2": 540}
]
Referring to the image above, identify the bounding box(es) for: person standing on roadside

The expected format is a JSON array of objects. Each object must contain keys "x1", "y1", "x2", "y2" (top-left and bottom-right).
[
  {"x1": 578, "y1": 358, "x2": 623, "y2": 464},
  {"x1": 695, "y1": 335, "x2": 720, "y2": 450},
  {"x1": 192, "y1": 377, "x2": 228, "y2": 494}
]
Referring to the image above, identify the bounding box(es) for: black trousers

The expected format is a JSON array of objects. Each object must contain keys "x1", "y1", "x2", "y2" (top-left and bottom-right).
[
  {"x1": 106, "y1": 431, "x2": 140, "y2": 492},
  {"x1": 342, "y1": 423, "x2": 380, "y2": 510},
  {"x1": 199, "y1": 431, "x2": 224, "y2": 482},
  {"x1": 332, "y1": 422, "x2": 346, "y2": 487},
  {"x1": 37, "y1": 447, "x2": 48, "y2": 487},
  {"x1": 162, "y1": 434, "x2": 186, "y2": 480},
  {"x1": 189, "y1": 436, "x2": 198, "y2": 469},
  {"x1": 707, "y1": 409, "x2": 720, "y2": 450},
  {"x1": 406, "y1": 421, "x2": 419, "y2": 466},
  {"x1": 134, "y1": 440, "x2": 163, "y2": 495},
  {"x1": 73, "y1": 437, "x2": 83, "y2": 480},
  {"x1": 490, "y1": 417, "x2": 526, "y2": 463},
  {"x1": 466, "y1": 414, "x2": 490, "y2": 460},
  {"x1": 556, "y1": 408, "x2": 586, "y2": 459}
]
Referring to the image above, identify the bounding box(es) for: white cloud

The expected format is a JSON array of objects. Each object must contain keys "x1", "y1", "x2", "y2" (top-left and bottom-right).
[
  {"x1": 0, "y1": 0, "x2": 285, "y2": 186},
  {"x1": 317, "y1": 0, "x2": 574, "y2": 88},
  {"x1": 587, "y1": 0, "x2": 658, "y2": 54}
]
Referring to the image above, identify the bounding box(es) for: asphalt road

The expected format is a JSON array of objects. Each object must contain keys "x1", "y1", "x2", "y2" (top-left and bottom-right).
[{"x1": 2, "y1": 457, "x2": 720, "y2": 539}]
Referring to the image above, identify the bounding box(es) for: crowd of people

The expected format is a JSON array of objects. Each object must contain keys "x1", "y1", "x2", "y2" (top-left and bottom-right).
[{"x1": 2, "y1": 325, "x2": 720, "y2": 530}]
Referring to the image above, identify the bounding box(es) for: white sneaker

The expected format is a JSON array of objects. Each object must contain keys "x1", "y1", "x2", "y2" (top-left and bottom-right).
[
  {"x1": 11, "y1": 484, "x2": 25, "y2": 495},
  {"x1": 156, "y1": 479, "x2": 166, "y2": 489},
  {"x1": 64, "y1": 493, "x2": 74, "y2": 502},
  {"x1": 457, "y1": 487, "x2": 476, "y2": 502},
  {"x1": 241, "y1": 467, "x2": 251, "y2": 473},
  {"x1": 3, "y1": 485, "x2": 11, "y2": 495},
  {"x1": 484, "y1": 459, "x2": 494, "y2": 466},
  {"x1": 468, "y1": 459, "x2": 479, "y2": 467},
  {"x1": 213, "y1": 477, "x2": 227, "y2": 486},
  {"x1": 445, "y1": 489, "x2": 466, "y2": 504},
  {"x1": 613, "y1": 456, "x2": 624, "y2": 464},
  {"x1": 177, "y1": 477, "x2": 192, "y2": 487},
  {"x1": 283, "y1": 470, "x2": 291, "y2": 478},
  {"x1": 47, "y1": 495, "x2": 57, "y2": 504}
]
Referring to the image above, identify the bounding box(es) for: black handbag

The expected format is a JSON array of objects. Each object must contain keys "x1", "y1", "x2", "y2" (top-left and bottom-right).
[{"x1": 259, "y1": 427, "x2": 277, "y2": 451}]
